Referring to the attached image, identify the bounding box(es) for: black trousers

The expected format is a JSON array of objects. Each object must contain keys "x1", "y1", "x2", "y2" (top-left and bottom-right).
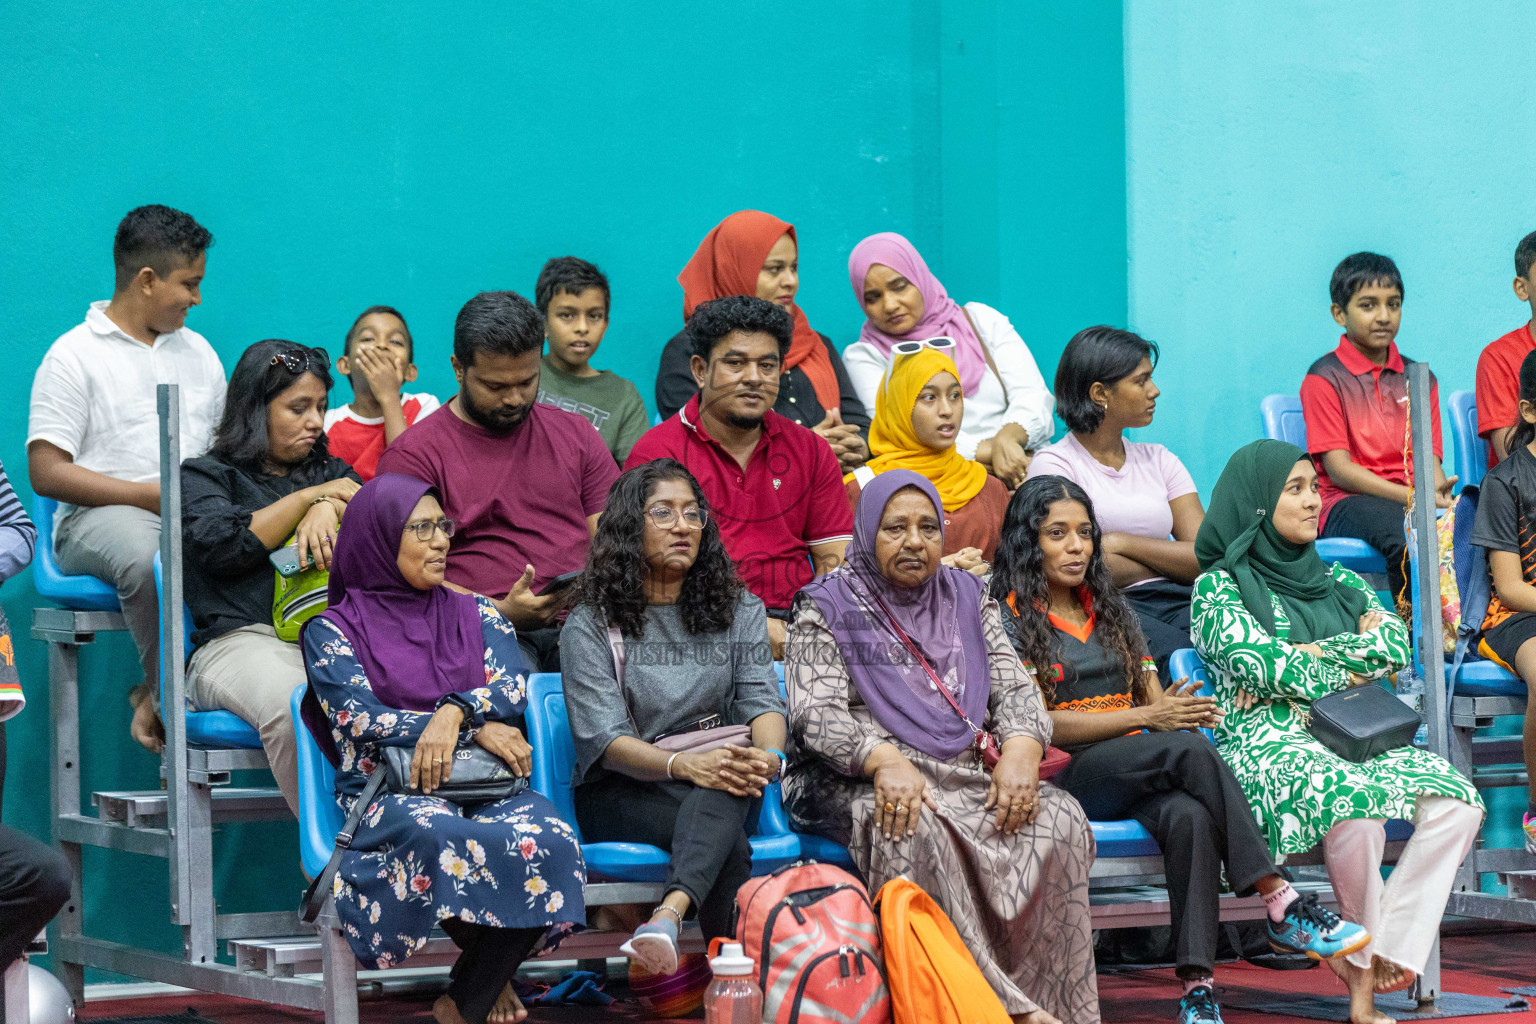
[
  {"x1": 575, "y1": 774, "x2": 758, "y2": 941},
  {"x1": 516, "y1": 626, "x2": 562, "y2": 674},
  {"x1": 1321, "y1": 494, "x2": 1409, "y2": 610},
  {"x1": 1126, "y1": 579, "x2": 1194, "y2": 682},
  {"x1": 1055, "y1": 731, "x2": 1277, "y2": 975},
  {"x1": 0, "y1": 826, "x2": 70, "y2": 970},
  {"x1": 439, "y1": 919, "x2": 544, "y2": 1024}
]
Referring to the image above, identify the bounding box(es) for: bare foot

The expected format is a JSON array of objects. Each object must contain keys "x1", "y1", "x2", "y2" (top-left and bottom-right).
[
  {"x1": 488, "y1": 983, "x2": 527, "y2": 1024},
  {"x1": 129, "y1": 692, "x2": 165, "y2": 754},
  {"x1": 434, "y1": 994, "x2": 470, "y2": 1024},
  {"x1": 1011, "y1": 1011, "x2": 1061, "y2": 1024},
  {"x1": 1326, "y1": 958, "x2": 1395, "y2": 1024},
  {"x1": 1371, "y1": 956, "x2": 1415, "y2": 995}
]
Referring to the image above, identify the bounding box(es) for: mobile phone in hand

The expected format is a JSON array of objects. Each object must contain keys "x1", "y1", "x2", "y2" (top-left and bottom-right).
[
  {"x1": 536, "y1": 570, "x2": 582, "y2": 597},
  {"x1": 269, "y1": 543, "x2": 313, "y2": 577}
]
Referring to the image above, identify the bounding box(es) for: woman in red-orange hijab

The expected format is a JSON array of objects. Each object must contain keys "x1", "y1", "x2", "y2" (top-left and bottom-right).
[{"x1": 654, "y1": 210, "x2": 870, "y2": 470}]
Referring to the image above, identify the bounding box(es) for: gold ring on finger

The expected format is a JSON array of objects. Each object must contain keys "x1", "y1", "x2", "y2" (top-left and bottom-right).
[{"x1": 885, "y1": 803, "x2": 896, "y2": 812}]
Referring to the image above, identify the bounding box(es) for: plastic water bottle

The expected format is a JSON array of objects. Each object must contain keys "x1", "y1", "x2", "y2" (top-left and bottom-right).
[
  {"x1": 703, "y1": 941, "x2": 762, "y2": 1024},
  {"x1": 1395, "y1": 671, "x2": 1430, "y2": 746}
]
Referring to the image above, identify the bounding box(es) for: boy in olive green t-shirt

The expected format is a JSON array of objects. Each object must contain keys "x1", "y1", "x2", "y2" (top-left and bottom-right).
[{"x1": 534, "y1": 256, "x2": 649, "y2": 464}]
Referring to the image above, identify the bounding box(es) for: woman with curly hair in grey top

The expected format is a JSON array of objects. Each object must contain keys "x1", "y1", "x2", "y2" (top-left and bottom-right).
[{"x1": 560, "y1": 458, "x2": 787, "y2": 975}]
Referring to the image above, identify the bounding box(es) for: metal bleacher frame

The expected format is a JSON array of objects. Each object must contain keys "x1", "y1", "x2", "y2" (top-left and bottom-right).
[
  {"x1": 1419, "y1": 386, "x2": 1535, "y2": 923},
  {"x1": 36, "y1": 384, "x2": 310, "y2": 1011}
]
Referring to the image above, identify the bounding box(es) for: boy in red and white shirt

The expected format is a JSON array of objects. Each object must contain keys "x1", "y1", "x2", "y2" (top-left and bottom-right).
[{"x1": 324, "y1": 305, "x2": 439, "y2": 479}]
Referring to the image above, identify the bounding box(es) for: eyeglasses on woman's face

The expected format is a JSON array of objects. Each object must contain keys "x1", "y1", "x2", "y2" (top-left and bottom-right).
[
  {"x1": 890, "y1": 335, "x2": 956, "y2": 357},
  {"x1": 269, "y1": 347, "x2": 332, "y2": 375},
  {"x1": 403, "y1": 517, "x2": 457, "y2": 541},
  {"x1": 646, "y1": 505, "x2": 707, "y2": 530}
]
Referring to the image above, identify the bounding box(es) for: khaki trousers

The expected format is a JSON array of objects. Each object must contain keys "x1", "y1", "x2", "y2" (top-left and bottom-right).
[
  {"x1": 55, "y1": 505, "x2": 161, "y2": 696},
  {"x1": 187, "y1": 624, "x2": 304, "y2": 814}
]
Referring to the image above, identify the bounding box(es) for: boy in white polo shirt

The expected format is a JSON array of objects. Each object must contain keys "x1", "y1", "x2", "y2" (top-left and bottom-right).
[{"x1": 28, "y1": 205, "x2": 226, "y2": 753}]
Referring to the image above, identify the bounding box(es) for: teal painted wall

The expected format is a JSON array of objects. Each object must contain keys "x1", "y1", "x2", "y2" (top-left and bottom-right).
[
  {"x1": 1124, "y1": 1, "x2": 1536, "y2": 493},
  {"x1": 1, "y1": 1, "x2": 1126, "y2": 975},
  {"x1": 1123, "y1": 1, "x2": 1530, "y2": 852}
]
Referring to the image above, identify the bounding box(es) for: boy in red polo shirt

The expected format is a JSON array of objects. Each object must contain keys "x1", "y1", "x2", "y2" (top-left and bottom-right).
[
  {"x1": 1301, "y1": 252, "x2": 1455, "y2": 613},
  {"x1": 1474, "y1": 231, "x2": 1536, "y2": 467},
  {"x1": 625, "y1": 295, "x2": 852, "y2": 656}
]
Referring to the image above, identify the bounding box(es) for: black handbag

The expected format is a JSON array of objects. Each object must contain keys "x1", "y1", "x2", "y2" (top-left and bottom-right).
[
  {"x1": 300, "y1": 747, "x2": 528, "y2": 922},
  {"x1": 1305, "y1": 682, "x2": 1420, "y2": 763},
  {"x1": 381, "y1": 744, "x2": 528, "y2": 804}
]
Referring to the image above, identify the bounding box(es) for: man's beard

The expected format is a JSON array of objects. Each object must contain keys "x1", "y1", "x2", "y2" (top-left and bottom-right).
[
  {"x1": 462, "y1": 393, "x2": 529, "y2": 432},
  {"x1": 723, "y1": 410, "x2": 766, "y2": 431}
]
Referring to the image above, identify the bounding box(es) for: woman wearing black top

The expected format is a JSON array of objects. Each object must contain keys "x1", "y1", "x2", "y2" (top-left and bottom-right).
[
  {"x1": 990, "y1": 475, "x2": 1369, "y2": 1024},
  {"x1": 181, "y1": 339, "x2": 360, "y2": 813}
]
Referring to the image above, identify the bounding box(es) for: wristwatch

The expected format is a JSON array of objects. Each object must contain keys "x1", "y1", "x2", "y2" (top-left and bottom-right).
[{"x1": 436, "y1": 693, "x2": 475, "y2": 719}]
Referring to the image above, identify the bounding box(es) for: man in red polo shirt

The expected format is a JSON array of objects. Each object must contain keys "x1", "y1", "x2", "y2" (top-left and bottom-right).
[
  {"x1": 1301, "y1": 252, "x2": 1454, "y2": 613},
  {"x1": 626, "y1": 295, "x2": 852, "y2": 655},
  {"x1": 1474, "y1": 230, "x2": 1536, "y2": 467}
]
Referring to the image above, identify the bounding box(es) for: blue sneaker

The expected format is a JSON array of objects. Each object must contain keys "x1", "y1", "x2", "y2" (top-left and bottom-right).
[
  {"x1": 1177, "y1": 985, "x2": 1224, "y2": 1024},
  {"x1": 1266, "y1": 892, "x2": 1370, "y2": 960}
]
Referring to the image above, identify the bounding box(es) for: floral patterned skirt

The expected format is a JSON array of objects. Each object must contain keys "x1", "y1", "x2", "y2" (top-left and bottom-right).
[{"x1": 333, "y1": 790, "x2": 586, "y2": 969}]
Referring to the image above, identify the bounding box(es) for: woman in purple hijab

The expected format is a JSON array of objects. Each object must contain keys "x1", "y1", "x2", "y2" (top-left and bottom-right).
[
  {"x1": 783, "y1": 470, "x2": 1098, "y2": 1024},
  {"x1": 301, "y1": 473, "x2": 583, "y2": 1024}
]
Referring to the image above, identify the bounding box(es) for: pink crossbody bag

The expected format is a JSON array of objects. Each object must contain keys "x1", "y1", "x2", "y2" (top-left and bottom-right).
[{"x1": 607, "y1": 625, "x2": 752, "y2": 752}]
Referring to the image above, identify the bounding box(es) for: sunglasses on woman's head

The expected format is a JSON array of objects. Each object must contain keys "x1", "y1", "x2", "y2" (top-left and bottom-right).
[
  {"x1": 890, "y1": 336, "x2": 956, "y2": 357},
  {"x1": 269, "y1": 347, "x2": 332, "y2": 375}
]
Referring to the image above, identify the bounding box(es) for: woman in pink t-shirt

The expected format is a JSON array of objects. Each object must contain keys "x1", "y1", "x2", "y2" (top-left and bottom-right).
[{"x1": 1026, "y1": 327, "x2": 1204, "y2": 678}]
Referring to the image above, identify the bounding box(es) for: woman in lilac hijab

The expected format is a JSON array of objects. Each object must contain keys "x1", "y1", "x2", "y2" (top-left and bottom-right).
[
  {"x1": 783, "y1": 470, "x2": 1098, "y2": 1024},
  {"x1": 300, "y1": 474, "x2": 584, "y2": 1024},
  {"x1": 841, "y1": 232, "x2": 1056, "y2": 488}
]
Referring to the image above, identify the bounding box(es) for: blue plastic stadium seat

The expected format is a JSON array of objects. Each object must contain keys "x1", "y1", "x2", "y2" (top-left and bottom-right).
[
  {"x1": 1260, "y1": 395, "x2": 1388, "y2": 576},
  {"x1": 1447, "y1": 390, "x2": 1487, "y2": 491},
  {"x1": 153, "y1": 552, "x2": 265, "y2": 749},
  {"x1": 31, "y1": 495, "x2": 121, "y2": 610},
  {"x1": 292, "y1": 685, "x2": 341, "y2": 880},
  {"x1": 1452, "y1": 661, "x2": 1527, "y2": 698},
  {"x1": 1404, "y1": 541, "x2": 1526, "y2": 700},
  {"x1": 526, "y1": 673, "x2": 799, "y2": 882},
  {"x1": 1092, "y1": 819, "x2": 1162, "y2": 858}
]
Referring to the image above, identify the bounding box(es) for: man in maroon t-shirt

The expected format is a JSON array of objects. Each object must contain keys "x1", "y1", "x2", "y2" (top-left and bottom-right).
[
  {"x1": 625, "y1": 296, "x2": 852, "y2": 656},
  {"x1": 378, "y1": 290, "x2": 618, "y2": 671},
  {"x1": 1474, "y1": 230, "x2": 1536, "y2": 467}
]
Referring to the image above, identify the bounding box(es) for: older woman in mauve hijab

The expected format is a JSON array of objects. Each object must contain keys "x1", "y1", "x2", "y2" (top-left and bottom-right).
[
  {"x1": 300, "y1": 473, "x2": 584, "y2": 1024},
  {"x1": 783, "y1": 469, "x2": 1097, "y2": 1024}
]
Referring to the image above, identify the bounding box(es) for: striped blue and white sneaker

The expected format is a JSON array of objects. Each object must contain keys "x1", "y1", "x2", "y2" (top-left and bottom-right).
[{"x1": 1266, "y1": 892, "x2": 1370, "y2": 960}]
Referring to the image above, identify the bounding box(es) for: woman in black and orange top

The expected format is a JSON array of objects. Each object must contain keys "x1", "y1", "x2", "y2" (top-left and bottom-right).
[{"x1": 992, "y1": 475, "x2": 1370, "y2": 1024}]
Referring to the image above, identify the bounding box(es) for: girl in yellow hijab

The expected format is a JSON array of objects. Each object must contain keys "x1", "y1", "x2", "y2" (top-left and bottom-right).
[{"x1": 844, "y1": 346, "x2": 1009, "y2": 568}]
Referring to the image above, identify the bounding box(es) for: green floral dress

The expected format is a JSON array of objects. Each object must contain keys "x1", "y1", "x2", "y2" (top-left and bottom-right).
[{"x1": 1190, "y1": 564, "x2": 1483, "y2": 857}]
